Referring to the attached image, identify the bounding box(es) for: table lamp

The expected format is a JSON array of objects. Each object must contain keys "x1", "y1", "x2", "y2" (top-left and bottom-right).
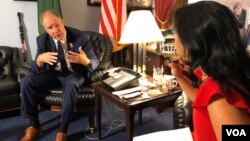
[{"x1": 119, "y1": 10, "x2": 164, "y2": 77}]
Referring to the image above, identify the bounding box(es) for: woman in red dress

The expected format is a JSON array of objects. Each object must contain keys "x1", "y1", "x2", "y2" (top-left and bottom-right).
[{"x1": 167, "y1": 1, "x2": 250, "y2": 141}]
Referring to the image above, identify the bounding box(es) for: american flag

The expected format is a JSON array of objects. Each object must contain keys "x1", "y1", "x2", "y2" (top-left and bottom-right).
[{"x1": 99, "y1": 0, "x2": 127, "y2": 52}]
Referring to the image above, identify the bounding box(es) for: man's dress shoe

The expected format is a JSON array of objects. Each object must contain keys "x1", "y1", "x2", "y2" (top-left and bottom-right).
[
  {"x1": 20, "y1": 126, "x2": 41, "y2": 141},
  {"x1": 55, "y1": 132, "x2": 67, "y2": 141}
]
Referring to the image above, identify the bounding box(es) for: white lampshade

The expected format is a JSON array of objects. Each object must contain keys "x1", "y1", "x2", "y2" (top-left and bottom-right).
[{"x1": 119, "y1": 10, "x2": 164, "y2": 44}]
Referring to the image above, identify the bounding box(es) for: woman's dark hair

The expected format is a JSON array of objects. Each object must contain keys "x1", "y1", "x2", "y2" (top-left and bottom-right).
[{"x1": 174, "y1": 1, "x2": 250, "y2": 103}]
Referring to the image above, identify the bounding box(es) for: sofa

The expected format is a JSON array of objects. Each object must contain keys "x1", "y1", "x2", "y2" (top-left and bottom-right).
[{"x1": 0, "y1": 46, "x2": 22, "y2": 112}]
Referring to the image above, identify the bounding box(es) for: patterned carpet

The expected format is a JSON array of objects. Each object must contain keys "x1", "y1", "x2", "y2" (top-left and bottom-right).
[{"x1": 0, "y1": 98, "x2": 173, "y2": 141}]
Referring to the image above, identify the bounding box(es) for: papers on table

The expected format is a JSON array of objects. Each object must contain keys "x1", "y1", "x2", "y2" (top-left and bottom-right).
[
  {"x1": 112, "y1": 86, "x2": 143, "y2": 96},
  {"x1": 111, "y1": 78, "x2": 159, "y2": 103},
  {"x1": 133, "y1": 127, "x2": 193, "y2": 141},
  {"x1": 112, "y1": 78, "x2": 156, "y2": 96},
  {"x1": 139, "y1": 77, "x2": 156, "y2": 87}
]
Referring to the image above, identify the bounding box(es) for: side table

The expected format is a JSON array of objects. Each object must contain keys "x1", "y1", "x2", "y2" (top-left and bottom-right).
[{"x1": 91, "y1": 82, "x2": 182, "y2": 141}]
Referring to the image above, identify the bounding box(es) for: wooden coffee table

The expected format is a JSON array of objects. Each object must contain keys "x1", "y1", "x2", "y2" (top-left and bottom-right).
[{"x1": 91, "y1": 82, "x2": 182, "y2": 141}]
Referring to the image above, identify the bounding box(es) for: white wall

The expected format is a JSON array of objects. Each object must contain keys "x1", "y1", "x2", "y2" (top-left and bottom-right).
[
  {"x1": 0, "y1": 0, "x2": 37, "y2": 61},
  {"x1": 0, "y1": 0, "x2": 100, "y2": 60},
  {"x1": 61, "y1": 0, "x2": 100, "y2": 31}
]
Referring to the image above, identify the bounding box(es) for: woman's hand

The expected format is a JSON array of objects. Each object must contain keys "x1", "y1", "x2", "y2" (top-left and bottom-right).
[
  {"x1": 165, "y1": 56, "x2": 186, "y2": 78},
  {"x1": 166, "y1": 56, "x2": 196, "y2": 101}
]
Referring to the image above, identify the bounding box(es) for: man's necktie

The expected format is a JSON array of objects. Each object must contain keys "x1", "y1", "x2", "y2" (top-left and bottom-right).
[{"x1": 57, "y1": 40, "x2": 69, "y2": 72}]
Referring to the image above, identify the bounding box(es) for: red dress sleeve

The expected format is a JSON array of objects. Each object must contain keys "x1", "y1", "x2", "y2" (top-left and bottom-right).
[
  {"x1": 192, "y1": 76, "x2": 250, "y2": 141},
  {"x1": 193, "y1": 77, "x2": 249, "y2": 111}
]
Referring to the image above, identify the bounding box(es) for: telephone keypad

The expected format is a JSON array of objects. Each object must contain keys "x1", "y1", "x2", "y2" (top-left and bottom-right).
[{"x1": 102, "y1": 68, "x2": 140, "y2": 90}]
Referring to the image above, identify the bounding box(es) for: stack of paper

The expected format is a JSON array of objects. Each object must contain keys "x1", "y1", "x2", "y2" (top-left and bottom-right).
[
  {"x1": 133, "y1": 127, "x2": 193, "y2": 141},
  {"x1": 112, "y1": 86, "x2": 143, "y2": 96}
]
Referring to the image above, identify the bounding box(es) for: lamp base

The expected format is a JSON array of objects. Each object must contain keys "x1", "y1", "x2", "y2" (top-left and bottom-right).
[
  {"x1": 142, "y1": 65, "x2": 147, "y2": 79},
  {"x1": 137, "y1": 66, "x2": 142, "y2": 74},
  {"x1": 133, "y1": 65, "x2": 137, "y2": 72}
]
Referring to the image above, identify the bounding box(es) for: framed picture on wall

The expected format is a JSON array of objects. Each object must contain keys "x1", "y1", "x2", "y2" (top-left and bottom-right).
[
  {"x1": 14, "y1": 0, "x2": 36, "y2": 1},
  {"x1": 189, "y1": 0, "x2": 250, "y2": 30},
  {"x1": 244, "y1": 24, "x2": 250, "y2": 47},
  {"x1": 87, "y1": 0, "x2": 101, "y2": 6}
]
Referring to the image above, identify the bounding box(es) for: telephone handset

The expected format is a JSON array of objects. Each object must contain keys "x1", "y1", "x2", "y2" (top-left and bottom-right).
[{"x1": 101, "y1": 67, "x2": 141, "y2": 91}]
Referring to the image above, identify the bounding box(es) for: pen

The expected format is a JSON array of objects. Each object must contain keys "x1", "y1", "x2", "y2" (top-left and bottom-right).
[
  {"x1": 164, "y1": 58, "x2": 190, "y2": 72},
  {"x1": 164, "y1": 58, "x2": 184, "y2": 67}
]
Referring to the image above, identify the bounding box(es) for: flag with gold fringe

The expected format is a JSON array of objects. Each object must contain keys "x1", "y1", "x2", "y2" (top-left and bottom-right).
[{"x1": 99, "y1": 0, "x2": 127, "y2": 52}]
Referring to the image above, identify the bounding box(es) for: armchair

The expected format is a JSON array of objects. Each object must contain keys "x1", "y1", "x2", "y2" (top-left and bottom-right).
[
  {"x1": 18, "y1": 31, "x2": 113, "y2": 132},
  {"x1": 0, "y1": 46, "x2": 21, "y2": 112},
  {"x1": 173, "y1": 72, "x2": 197, "y2": 131},
  {"x1": 173, "y1": 91, "x2": 193, "y2": 131}
]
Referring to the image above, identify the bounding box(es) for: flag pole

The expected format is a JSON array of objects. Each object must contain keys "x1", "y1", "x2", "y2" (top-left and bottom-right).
[{"x1": 17, "y1": 12, "x2": 27, "y2": 62}]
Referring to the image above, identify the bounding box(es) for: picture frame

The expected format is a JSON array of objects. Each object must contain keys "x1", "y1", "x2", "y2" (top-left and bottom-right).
[
  {"x1": 87, "y1": 0, "x2": 101, "y2": 7},
  {"x1": 189, "y1": 0, "x2": 250, "y2": 30},
  {"x1": 14, "y1": 0, "x2": 36, "y2": 1},
  {"x1": 128, "y1": 0, "x2": 152, "y2": 8},
  {"x1": 244, "y1": 24, "x2": 250, "y2": 45}
]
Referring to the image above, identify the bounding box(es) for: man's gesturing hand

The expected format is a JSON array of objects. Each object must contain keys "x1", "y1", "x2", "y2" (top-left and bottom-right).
[
  {"x1": 36, "y1": 52, "x2": 58, "y2": 67},
  {"x1": 66, "y1": 47, "x2": 90, "y2": 65}
]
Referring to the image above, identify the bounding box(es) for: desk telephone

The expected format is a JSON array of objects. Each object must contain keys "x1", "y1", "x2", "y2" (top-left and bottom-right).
[{"x1": 101, "y1": 67, "x2": 141, "y2": 91}]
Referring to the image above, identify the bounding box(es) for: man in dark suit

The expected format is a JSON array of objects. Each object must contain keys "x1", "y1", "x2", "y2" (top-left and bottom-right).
[{"x1": 20, "y1": 10, "x2": 99, "y2": 141}]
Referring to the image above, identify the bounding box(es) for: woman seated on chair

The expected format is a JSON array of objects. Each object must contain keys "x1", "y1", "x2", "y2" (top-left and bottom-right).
[{"x1": 166, "y1": 1, "x2": 250, "y2": 141}]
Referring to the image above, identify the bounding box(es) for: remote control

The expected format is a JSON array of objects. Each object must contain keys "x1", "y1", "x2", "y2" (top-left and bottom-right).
[{"x1": 122, "y1": 92, "x2": 142, "y2": 100}]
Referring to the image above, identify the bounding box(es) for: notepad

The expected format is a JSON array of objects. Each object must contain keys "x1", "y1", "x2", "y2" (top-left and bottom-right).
[
  {"x1": 112, "y1": 86, "x2": 143, "y2": 96},
  {"x1": 133, "y1": 127, "x2": 193, "y2": 141}
]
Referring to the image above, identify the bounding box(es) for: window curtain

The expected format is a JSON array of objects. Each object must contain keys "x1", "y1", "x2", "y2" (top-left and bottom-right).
[
  {"x1": 154, "y1": 0, "x2": 176, "y2": 30},
  {"x1": 37, "y1": 0, "x2": 62, "y2": 34},
  {"x1": 169, "y1": 0, "x2": 188, "y2": 28}
]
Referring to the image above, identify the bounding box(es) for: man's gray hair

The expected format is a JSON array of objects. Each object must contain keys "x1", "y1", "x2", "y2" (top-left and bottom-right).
[{"x1": 40, "y1": 9, "x2": 62, "y2": 25}]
